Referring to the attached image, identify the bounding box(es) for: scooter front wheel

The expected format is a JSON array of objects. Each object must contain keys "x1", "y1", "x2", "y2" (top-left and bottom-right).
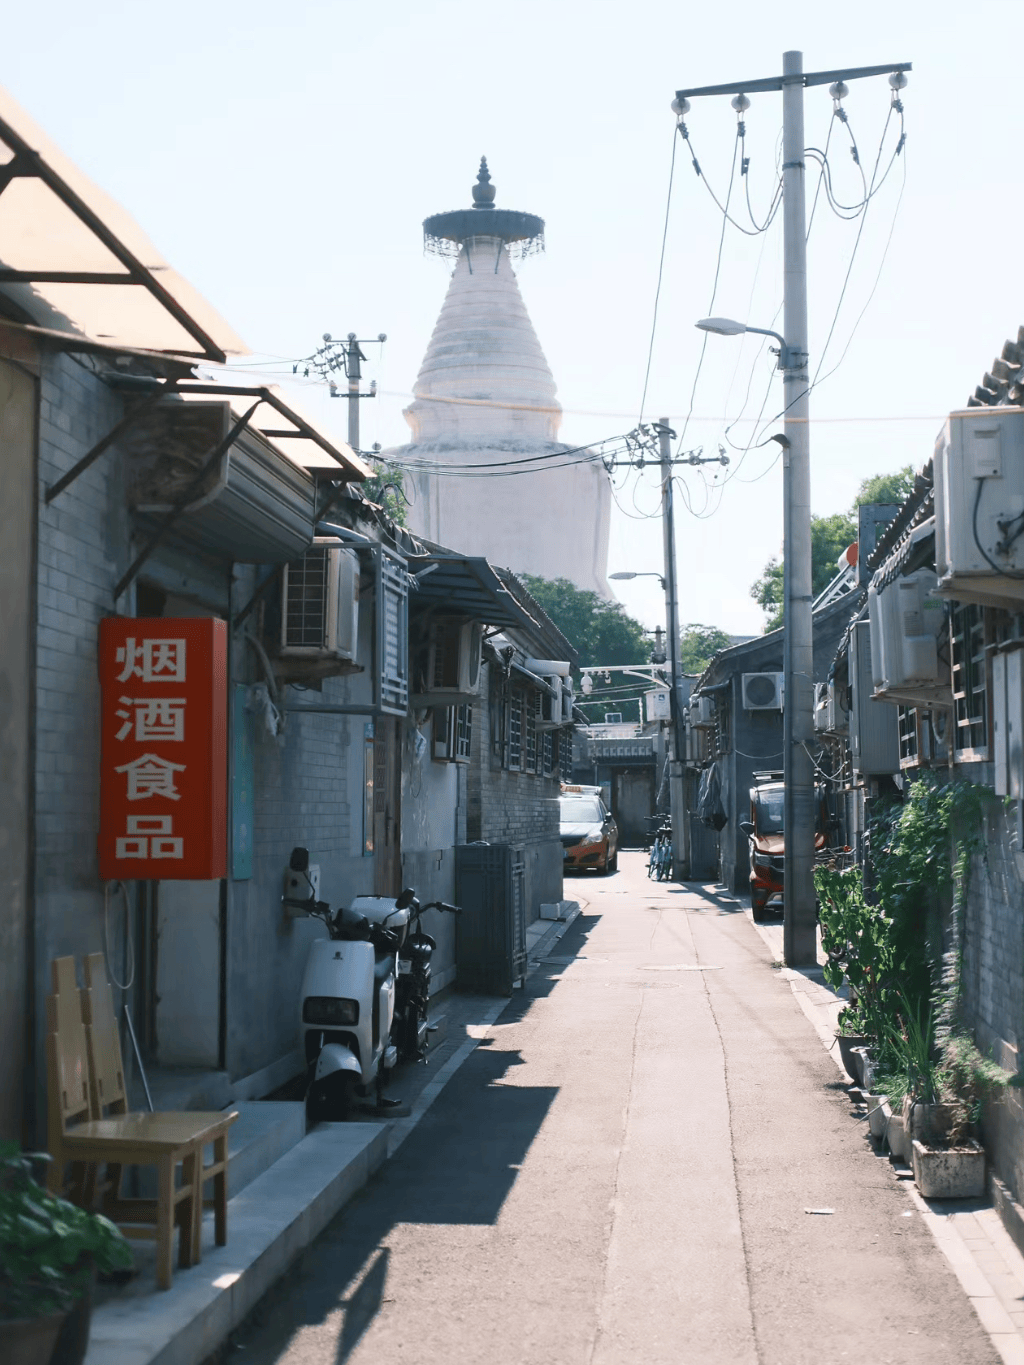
[{"x1": 306, "y1": 1070, "x2": 356, "y2": 1125}]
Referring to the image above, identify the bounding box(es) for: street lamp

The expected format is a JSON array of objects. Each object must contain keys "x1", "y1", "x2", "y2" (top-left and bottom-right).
[
  {"x1": 695, "y1": 318, "x2": 795, "y2": 370},
  {"x1": 609, "y1": 570, "x2": 666, "y2": 586},
  {"x1": 694, "y1": 313, "x2": 816, "y2": 964}
]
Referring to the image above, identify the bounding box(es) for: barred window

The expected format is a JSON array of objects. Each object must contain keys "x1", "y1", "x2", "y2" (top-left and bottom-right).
[
  {"x1": 542, "y1": 731, "x2": 554, "y2": 777},
  {"x1": 559, "y1": 728, "x2": 572, "y2": 776},
  {"x1": 898, "y1": 705, "x2": 919, "y2": 766},
  {"x1": 525, "y1": 692, "x2": 539, "y2": 773},
  {"x1": 951, "y1": 603, "x2": 988, "y2": 756},
  {"x1": 509, "y1": 690, "x2": 523, "y2": 770},
  {"x1": 455, "y1": 702, "x2": 472, "y2": 762}
]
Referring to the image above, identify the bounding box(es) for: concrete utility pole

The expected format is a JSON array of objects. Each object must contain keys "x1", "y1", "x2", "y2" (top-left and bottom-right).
[
  {"x1": 324, "y1": 332, "x2": 387, "y2": 453},
  {"x1": 676, "y1": 53, "x2": 910, "y2": 964},
  {"x1": 658, "y1": 418, "x2": 689, "y2": 880}
]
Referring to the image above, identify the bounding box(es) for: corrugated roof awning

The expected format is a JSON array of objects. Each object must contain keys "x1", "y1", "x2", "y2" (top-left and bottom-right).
[
  {"x1": 0, "y1": 87, "x2": 245, "y2": 361},
  {"x1": 411, "y1": 556, "x2": 540, "y2": 632}
]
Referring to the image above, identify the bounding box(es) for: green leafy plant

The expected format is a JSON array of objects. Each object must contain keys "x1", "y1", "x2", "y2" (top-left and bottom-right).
[
  {"x1": 0, "y1": 1143, "x2": 132, "y2": 1321},
  {"x1": 815, "y1": 865, "x2": 895, "y2": 1045},
  {"x1": 937, "y1": 1034, "x2": 1019, "y2": 1145}
]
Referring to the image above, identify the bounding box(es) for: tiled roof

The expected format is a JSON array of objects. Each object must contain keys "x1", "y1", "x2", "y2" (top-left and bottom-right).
[{"x1": 966, "y1": 326, "x2": 1024, "y2": 407}]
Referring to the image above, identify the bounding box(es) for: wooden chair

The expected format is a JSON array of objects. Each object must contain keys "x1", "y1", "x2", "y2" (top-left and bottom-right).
[
  {"x1": 81, "y1": 952, "x2": 235, "y2": 1267},
  {"x1": 45, "y1": 956, "x2": 237, "y2": 1289}
]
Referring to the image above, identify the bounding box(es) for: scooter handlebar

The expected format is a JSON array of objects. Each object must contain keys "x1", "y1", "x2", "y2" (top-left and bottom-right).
[{"x1": 424, "y1": 900, "x2": 462, "y2": 916}]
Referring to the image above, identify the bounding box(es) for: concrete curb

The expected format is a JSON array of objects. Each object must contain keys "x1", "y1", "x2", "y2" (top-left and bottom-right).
[
  {"x1": 84, "y1": 1124, "x2": 390, "y2": 1365},
  {"x1": 86, "y1": 907, "x2": 588, "y2": 1365}
]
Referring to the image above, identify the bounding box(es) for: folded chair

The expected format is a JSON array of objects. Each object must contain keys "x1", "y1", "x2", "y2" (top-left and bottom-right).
[{"x1": 46, "y1": 955, "x2": 237, "y2": 1289}]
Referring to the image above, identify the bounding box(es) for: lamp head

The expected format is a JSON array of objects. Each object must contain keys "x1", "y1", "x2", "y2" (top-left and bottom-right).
[
  {"x1": 696, "y1": 317, "x2": 747, "y2": 337},
  {"x1": 609, "y1": 571, "x2": 638, "y2": 581}
]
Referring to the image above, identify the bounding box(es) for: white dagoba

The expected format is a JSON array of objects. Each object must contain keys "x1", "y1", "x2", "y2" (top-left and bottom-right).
[{"x1": 388, "y1": 160, "x2": 611, "y2": 597}]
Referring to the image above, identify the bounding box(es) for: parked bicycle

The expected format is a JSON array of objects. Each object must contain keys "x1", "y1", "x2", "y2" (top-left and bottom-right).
[{"x1": 647, "y1": 821, "x2": 673, "y2": 881}]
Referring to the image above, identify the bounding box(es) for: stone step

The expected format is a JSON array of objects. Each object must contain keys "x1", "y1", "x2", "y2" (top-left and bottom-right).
[
  {"x1": 84, "y1": 1121, "x2": 392, "y2": 1365},
  {"x1": 225, "y1": 1100, "x2": 307, "y2": 1197}
]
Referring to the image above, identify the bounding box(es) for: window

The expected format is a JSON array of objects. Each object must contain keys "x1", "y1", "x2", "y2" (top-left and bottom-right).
[
  {"x1": 433, "y1": 704, "x2": 473, "y2": 763},
  {"x1": 455, "y1": 702, "x2": 472, "y2": 762},
  {"x1": 542, "y1": 731, "x2": 554, "y2": 777},
  {"x1": 525, "y1": 692, "x2": 538, "y2": 773},
  {"x1": 559, "y1": 729, "x2": 573, "y2": 776},
  {"x1": 951, "y1": 603, "x2": 988, "y2": 757},
  {"x1": 898, "y1": 706, "x2": 920, "y2": 767},
  {"x1": 508, "y1": 690, "x2": 523, "y2": 770}
]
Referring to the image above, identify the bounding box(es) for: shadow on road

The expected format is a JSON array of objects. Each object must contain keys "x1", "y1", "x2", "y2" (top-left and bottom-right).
[{"x1": 231, "y1": 1001, "x2": 567, "y2": 1363}]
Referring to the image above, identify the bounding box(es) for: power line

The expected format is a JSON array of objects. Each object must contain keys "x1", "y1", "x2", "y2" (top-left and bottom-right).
[{"x1": 638, "y1": 124, "x2": 679, "y2": 426}]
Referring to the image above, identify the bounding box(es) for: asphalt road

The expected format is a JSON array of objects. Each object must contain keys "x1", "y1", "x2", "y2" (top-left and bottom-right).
[{"x1": 231, "y1": 852, "x2": 998, "y2": 1365}]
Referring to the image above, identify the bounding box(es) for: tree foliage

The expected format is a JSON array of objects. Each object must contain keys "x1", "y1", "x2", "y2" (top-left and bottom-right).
[
  {"x1": 749, "y1": 465, "x2": 915, "y2": 631},
  {"x1": 521, "y1": 576, "x2": 649, "y2": 668},
  {"x1": 679, "y1": 623, "x2": 732, "y2": 674}
]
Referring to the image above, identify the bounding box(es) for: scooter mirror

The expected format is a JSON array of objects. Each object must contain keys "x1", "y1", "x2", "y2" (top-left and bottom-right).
[
  {"x1": 395, "y1": 887, "x2": 416, "y2": 910},
  {"x1": 290, "y1": 846, "x2": 310, "y2": 872}
]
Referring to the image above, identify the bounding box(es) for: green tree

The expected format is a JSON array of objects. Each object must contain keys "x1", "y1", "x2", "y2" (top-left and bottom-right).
[
  {"x1": 750, "y1": 511, "x2": 858, "y2": 631},
  {"x1": 521, "y1": 576, "x2": 649, "y2": 668},
  {"x1": 679, "y1": 623, "x2": 732, "y2": 674},
  {"x1": 855, "y1": 465, "x2": 915, "y2": 508},
  {"x1": 363, "y1": 464, "x2": 407, "y2": 526},
  {"x1": 750, "y1": 465, "x2": 915, "y2": 631}
]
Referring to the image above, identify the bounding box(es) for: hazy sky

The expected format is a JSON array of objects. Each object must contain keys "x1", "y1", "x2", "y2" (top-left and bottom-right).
[{"x1": 6, "y1": 1, "x2": 1022, "y2": 635}]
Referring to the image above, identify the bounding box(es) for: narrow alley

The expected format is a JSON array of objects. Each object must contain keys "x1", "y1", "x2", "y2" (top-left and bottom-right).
[{"x1": 225, "y1": 853, "x2": 997, "y2": 1365}]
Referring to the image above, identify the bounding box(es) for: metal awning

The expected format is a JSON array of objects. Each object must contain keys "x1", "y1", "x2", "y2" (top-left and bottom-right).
[
  {"x1": 411, "y1": 556, "x2": 540, "y2": 632},
  {"x1": 0, "y1": 87, "x2": 245, "y2": 361},
  {"x1": 45, "y1": 378, "x2": 369, "y2": 507}
]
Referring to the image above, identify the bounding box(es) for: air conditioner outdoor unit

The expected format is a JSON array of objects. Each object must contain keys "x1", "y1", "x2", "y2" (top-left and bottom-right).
[
  {"x1": 742, "y1": 672, "x2": 784, "y2": 711},
  {"x1": 877, "y1": 570, "x2": 949, "y2": 699},
  {"x1": 422, "y1": 618, "x2": 483, "y2": 702},
  {"x1": 934, "y1": 407, "x2": 1024, "y2": 607},
  {"x1": 561, "y1": 679, "x2": 575, "y2": 724},
  {"x1": 280, "y1": 542, "x2": 359, "y2": 659},
  {"x1": 538, "y1": 677, "x2": 563, "y2": 729},
  {"x1": 690, "y1": 695, "x2": 714, "y2": 728},
  {"x1": 826, "y1": 680, "x2": 849, "y2": 734}
]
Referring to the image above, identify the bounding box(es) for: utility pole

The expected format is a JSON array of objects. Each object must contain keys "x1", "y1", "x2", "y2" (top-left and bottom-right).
[
  {"x1": 311, "y1": 331, "x2": 387, "y2": 453},
  {"x1": 676, "y1": 53, "x2": 910, "y2": 964},
  {"x1": 658, "y1": 418, "x2": 689, "y2": 880}
]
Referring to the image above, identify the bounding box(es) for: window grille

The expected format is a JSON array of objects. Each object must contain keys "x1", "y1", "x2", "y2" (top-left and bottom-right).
[
  {"x1": 455, "y1": 702, "x2": 472, "y2": 762},
  {"x1": 542, "y1": 731, "x2": 553, "y2": 777},
  {"x1": 951, "y1": 603, "x2": 988, "y2": 757},
  {"x1": 509, "y1": 691, "x2": 523, "y2": 770},
  {"x1": 559, "y1": 728, "x2": 572, "y2": 775},
  {"x1": 525, "y1": 692, "x2": 539, "y2": 773},
  {"x1": 898, "y1": 706, "x2": 919, "y2": 766}
]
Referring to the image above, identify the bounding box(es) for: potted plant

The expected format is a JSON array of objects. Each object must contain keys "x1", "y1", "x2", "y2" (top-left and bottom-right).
[
  {"x1": 908, "y1": 1034, "x2": 1018, "y2": 1198},
  {"x1": 0, "y1": 1143, "x2": 132, "y2": 1365},
  {"x1": 816, "y1": 866, "x2": 894, "y2": 1081}
]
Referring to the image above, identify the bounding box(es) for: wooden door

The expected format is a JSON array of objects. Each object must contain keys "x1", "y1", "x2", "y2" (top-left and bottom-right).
[{"x1": 373, "y1": 719, "x2": 402, "y2": 895}]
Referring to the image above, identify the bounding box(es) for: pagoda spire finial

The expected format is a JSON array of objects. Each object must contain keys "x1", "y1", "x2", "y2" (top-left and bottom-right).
[{"x1": 471, "y1": 156, "x2": 496, "y2": 208}]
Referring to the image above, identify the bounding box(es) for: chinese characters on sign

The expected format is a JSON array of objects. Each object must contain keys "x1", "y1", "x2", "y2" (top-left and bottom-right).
[{"x1": 99, "y1": 618, "x2": 228, "y2": 880}]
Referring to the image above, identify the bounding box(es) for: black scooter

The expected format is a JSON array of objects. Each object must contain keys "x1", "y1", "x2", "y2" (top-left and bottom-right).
[{"x1": 392, "y1": 891, "x2": 461, "y2": 1065}]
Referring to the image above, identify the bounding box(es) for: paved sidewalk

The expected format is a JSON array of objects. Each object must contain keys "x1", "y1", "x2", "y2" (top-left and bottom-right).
[{"x1": 744, "y1": 889, "x2": 1024, "y2": 1365}]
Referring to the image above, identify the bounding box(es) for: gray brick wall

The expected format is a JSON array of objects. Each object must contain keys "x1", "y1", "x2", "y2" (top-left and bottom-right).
[
  {"x1": 467, "y1": 662, "x2": 564, "y2": 918},
  {"x1": 961, "y1": 798, "x2": 1024, "y2": 1204}
]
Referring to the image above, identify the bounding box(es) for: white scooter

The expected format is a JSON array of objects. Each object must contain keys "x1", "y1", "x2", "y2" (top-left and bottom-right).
[{"x1": 285, "y1": 848, "x2": 414, "y2": 1122}]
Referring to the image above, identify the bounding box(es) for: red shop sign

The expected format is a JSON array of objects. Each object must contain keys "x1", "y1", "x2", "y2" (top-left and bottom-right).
[{"x1": 99, "y1": 617, "x2": 227, "y2": 880}]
